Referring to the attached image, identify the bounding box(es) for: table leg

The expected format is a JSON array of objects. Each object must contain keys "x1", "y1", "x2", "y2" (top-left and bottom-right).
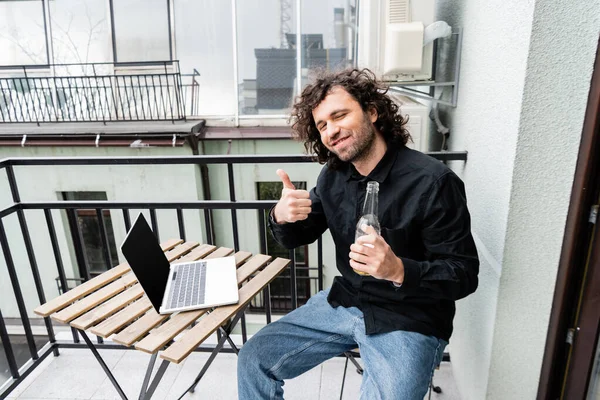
[
  {"x1": 176, "y1": 306, "x2": 247, "y2": 399},
  {"x1": 138, "y1": 353, "x2": 157, "y2": 400},
  {"x1": 141, "y1": 360, "x2": 170, "y2": 400},
  {"x1": 78, "y1": 330, "x2": 128, "y2": 400}
]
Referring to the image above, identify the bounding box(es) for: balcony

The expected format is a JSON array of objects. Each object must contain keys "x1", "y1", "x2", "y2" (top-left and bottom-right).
[
  {"x1": 0, "y1": 61, "x2": 199, "y2": 124},
  {"x1": 0, "y1": 153, "x2": 466, "y2": 399}
]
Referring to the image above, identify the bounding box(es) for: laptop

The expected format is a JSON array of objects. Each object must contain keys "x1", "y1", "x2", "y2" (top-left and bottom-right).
[{"x1": 121, "y1": 213, "x2": 239, "y2": 314}]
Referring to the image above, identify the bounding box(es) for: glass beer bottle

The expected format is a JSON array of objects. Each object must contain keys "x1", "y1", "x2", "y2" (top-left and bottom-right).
[{"x1": 354, "y1": 181, "x2": 381, "y2": 276}]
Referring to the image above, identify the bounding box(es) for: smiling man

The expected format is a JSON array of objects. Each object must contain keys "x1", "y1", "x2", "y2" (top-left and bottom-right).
[{"x1": 237, "y1": 68, "x2": 479, "y2": 400}]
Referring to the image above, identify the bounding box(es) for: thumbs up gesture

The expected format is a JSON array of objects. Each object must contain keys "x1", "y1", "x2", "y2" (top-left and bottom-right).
[{"x1": 273, "y1": 169, "x2": 312, "y2": 224}]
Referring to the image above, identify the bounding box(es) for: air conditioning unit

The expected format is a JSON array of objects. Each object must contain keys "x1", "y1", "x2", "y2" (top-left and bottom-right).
[
  {"x1": 390, "y1": 93, "x2": 430, "y2": 152},
  {"x1": 358, "y1": 0, "x2": 448, "y2": 82}
]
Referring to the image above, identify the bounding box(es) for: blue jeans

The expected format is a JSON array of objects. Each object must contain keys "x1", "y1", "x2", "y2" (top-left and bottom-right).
[{"x1": 237, "y1": 289, "x2": 447, "y2": 400}]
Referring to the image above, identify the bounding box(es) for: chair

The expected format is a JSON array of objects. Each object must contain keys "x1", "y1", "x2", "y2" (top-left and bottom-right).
[{"x1": 339, "y1": 350, "x2": 443, "y2": 399}]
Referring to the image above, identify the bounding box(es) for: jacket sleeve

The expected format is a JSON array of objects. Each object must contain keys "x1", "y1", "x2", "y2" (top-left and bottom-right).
[
  {"x1": 268, "y1": 179, "x2": 329, "y2": 249},
  {"x1": 399, "y1": 171, "x2": 480, "y2": 300}
]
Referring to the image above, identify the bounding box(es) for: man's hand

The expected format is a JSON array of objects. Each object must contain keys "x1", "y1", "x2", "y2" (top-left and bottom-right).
[
  {"x1": 273, "y1": 169, "x2": 312, "y2": 224},
  {"x1": 349, "y1": 225, "x2": 405, "y2": 283}
]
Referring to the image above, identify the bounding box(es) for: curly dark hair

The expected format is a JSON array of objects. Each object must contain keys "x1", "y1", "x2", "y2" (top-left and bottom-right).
[{"x1": 290, "y1": 68, "x2": 411, "y2": 169}]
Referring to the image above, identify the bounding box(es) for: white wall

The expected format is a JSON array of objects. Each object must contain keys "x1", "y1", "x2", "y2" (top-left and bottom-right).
[
  {"x1": 436, "y1": 0, "x2": 600, "y2": 398},
  {"x1": 435, "y1": 0, "x2": 535, "y2": 397},
  {"x1": 487, "y1": 1, "x2": 600, "y2": 398}
]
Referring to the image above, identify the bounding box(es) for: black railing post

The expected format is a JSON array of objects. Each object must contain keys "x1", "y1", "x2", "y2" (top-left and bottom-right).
[
  {"x1": 96, "y1": 208, "x2": 113, "y2": 270},
  {"x1": 66, "y1": 209, "x2": 90, "y2": 282},
  {"x1": 0, "y1": 308, "x2": 19, "y2": 379},
  {"x1": 227, "y1": 163, "x2": 240, "y2": 251},
  {"x1": 258, "y1": 210, "x2": 272, "y2": 325},
  {"x1": 0, "y1": 219, "x2": 38, "y2": 360},
  {"x1": 176, "y1": 208, "x2": 186, "y2": 241},
  {"x1": 318, "y1": 237, "x2": 323, "y2": 292},
  {"x1": 150, "y1": 209, "x2": 160, "y2": 241},
  {"x1": 123, "y1": 209, "x2": 131, "y2": 232},
  {"x1": 289, "y1": 249, "x2": 298, "y2": 310},
  {"x1": 5, "y1": 165, "x2": 58, "y2": 357},
  {"x1": 44, "y1": 209, "x2": 78, "y2": 346}
]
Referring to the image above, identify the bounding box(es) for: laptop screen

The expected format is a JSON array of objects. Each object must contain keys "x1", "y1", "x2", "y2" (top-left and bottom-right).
[{"x1": 121, "y1": 214, "x2": 171, "y2": 313}]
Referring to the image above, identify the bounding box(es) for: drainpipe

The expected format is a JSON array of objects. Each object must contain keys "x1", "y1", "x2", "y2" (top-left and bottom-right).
[{"x1": 186, "y1": 124, "x2": 215, "y2": 245}]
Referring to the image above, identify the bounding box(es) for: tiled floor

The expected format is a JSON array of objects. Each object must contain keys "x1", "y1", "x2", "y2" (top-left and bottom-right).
[{"x1": 3, "y1": 336, "x2": 461, "y2": 400}]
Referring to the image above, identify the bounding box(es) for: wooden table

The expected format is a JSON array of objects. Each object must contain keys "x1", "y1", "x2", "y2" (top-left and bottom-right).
[{"x1": 34, "y1": 239, "x2": 290, "y2": 399}]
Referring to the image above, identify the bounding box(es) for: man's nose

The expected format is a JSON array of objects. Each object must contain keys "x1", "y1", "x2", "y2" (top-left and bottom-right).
[{"x1": 325, "y1": 121, "x2": 340, "y2": 138}]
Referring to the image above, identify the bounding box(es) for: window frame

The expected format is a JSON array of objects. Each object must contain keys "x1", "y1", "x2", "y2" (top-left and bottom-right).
[{"x1": 108, "y1": 0, "x2": 174, "y2": 66}]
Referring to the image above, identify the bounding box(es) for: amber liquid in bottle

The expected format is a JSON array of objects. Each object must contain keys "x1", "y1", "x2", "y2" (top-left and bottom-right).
[{"x1": 354, "y1": 181, "x2": 381, "y2": 276}]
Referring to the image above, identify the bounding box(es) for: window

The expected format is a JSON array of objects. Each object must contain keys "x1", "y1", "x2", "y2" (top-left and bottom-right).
[
  {"x1": 253, "y1": 181, "x2": 312, "y2": 313},
  {"x1": 174, "y1": 0, "x2": 235, "y2": 116},
  {"x1": 300, "y1": 0, "x2": 356, "y2": 84},
  {"x1": 236, "y1": 0, "x2": 298, "y2": 115},
  {"x1": 0, "y1": 0, "x2": 48, "y2": 66},
  {"x1": 62, "y1": 192, "x2": 119, "y2": 278},
  {"x1": 110, "y1": 0, "x2": 172, "y2": 63},
  {"x1": 49, "y1": 0, "x2": 112, "y2": 64}
]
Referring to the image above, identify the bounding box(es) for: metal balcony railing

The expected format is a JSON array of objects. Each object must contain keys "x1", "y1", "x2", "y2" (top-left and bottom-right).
[
  {"x1": 0, "y1": 61, "x2": 198, "y2": 124},
  {"x1": 0, "y1": 151, "x2": 467, "y2": 397}
]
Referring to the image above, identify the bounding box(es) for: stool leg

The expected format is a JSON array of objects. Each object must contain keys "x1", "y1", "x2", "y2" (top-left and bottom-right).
[{"x1": 340, "y1": 356, "x2": 349, "y2": 400}]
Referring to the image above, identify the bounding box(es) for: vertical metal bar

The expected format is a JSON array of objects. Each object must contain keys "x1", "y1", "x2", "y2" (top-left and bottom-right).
[
  {"x1": 96, "y1": 209, "x2": 113, "y2": 270},
  {"x1": 318, "y1": 236, "x2": 323, "y2": 292},
  {"x1": 109, "y1": 0, "x2": 118, "y2": 63},
  {"x1": 130, "y1": 75, "x2": 139, "y2": 120},
  {"x1": 78, "y1": 330, "x2": 128, "y2": 400},
  {"x1": 163, "y1": 63, "x2": 174, "y2": 122},
  {"x1": 82, "y1": 75, "x2": 94, "y2": 121},
  {"x1": 137, "y1": 76, "x2": 146, "y2": 120},
  {"x1": 143, "y1": 75, "x2": 152, "y2": 119},
  {"x1": 258, "y1": 210, "x2": 271, "y2": 324},
  {"x1": 0, "y1": 309, "x2": 19, "y2": 379},
  {"x1": 102, "y1": 75, "x2": 112, "y2": 121},
  {"x1": 231, "y1": 0, "x2": 239, "y2": 126},
  {"x1": 122, "y1": 75, "x2": 133, "y2": 120},
  {"x1": 0, "y1": 80, "x2": 10, "y2": 122},
  {"x1": 45, "y1": 209, "x2": 78, "y2": 344},
  {"x1": 41, "y1": 0, "x2": 51, "y2": 65},
  {"x1": 65, "y1": 76, "x2": 77, "y2": 121},
  {"x1": 203, "y1": 209, "x2": 213, "y2": 245},
  {"x1": 176, "y1": 208, "x2": 186, "y2": 241},
  {"x1": 451, "y1": 28, "x2": 463, "y2": 107},
  {"x1": 151, "y1": 75, "x2": 160, "y2": 120},
  {"x1": 289, "y1": 249, "x2": 298, "y2": 309},
  {"x1": 157, "y1": 74, "x2": 166, "y2": 120},
  {"x1": 18, "y1": 77, "x2": 30, "y2": 122},
  {"x1": 138, "y1": 353, "x2": 158, "y2": 400},
  {"x1": 66, "y1": 208, "x2": 90, "y2": 282},
  {"x1": 149, "y1": 209, "x2": 159, "y2": 240},
  {"x1": 6, "y1": 166, "x2": 58, "y2": 354},
  {"x1": 167, "y1": 0, "x2": 174, "y2": 60},
  {"x1": 296, "y1": 0, "x2": 302, "y2": 98},
  {"x1": 227, "y1": 163, "x2": 240, "y2": 251},
  {"x1": 123, "y1": 209, "x2": 131, "y2": 232},
  {"x1": 0, "y1": 219, "x2": 38, "y2": 360}
]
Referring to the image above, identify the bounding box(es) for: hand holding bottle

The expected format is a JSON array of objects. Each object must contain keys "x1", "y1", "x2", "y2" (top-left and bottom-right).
[
  {"x1": 273, "y1": 169, "x2": 312, "y2": 223},
  {"x1": 350, "y1": 224, "x2": 405, "y2": 283}
]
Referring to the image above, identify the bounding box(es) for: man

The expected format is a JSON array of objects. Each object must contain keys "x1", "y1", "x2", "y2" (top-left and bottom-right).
[{"x1": 237, "y1": 68, "x2": 479, "y2": 399}]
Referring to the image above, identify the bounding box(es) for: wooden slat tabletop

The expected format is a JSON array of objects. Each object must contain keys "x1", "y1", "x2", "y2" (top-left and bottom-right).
[{"x1": 35, "y1": 239, "x2": 290, "y2": 366}]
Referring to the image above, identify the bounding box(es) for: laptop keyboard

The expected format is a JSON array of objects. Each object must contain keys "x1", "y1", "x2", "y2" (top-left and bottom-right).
[{"x1": 168, "y1": 261, "x2": 207, "y2": 309}]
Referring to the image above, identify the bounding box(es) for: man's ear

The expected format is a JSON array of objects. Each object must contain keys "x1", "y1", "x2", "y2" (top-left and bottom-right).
[{"x1": 368, "y1": 106, "x2": 378, "y2": 123}]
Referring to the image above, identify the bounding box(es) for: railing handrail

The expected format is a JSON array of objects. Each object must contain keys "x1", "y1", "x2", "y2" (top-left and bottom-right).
[
  {"x1": 0, "y1": 151, "x2": 467, "y2": 169},
  {"x1": 0, "y1": 60, "x2": 179, "y2": 71}
]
